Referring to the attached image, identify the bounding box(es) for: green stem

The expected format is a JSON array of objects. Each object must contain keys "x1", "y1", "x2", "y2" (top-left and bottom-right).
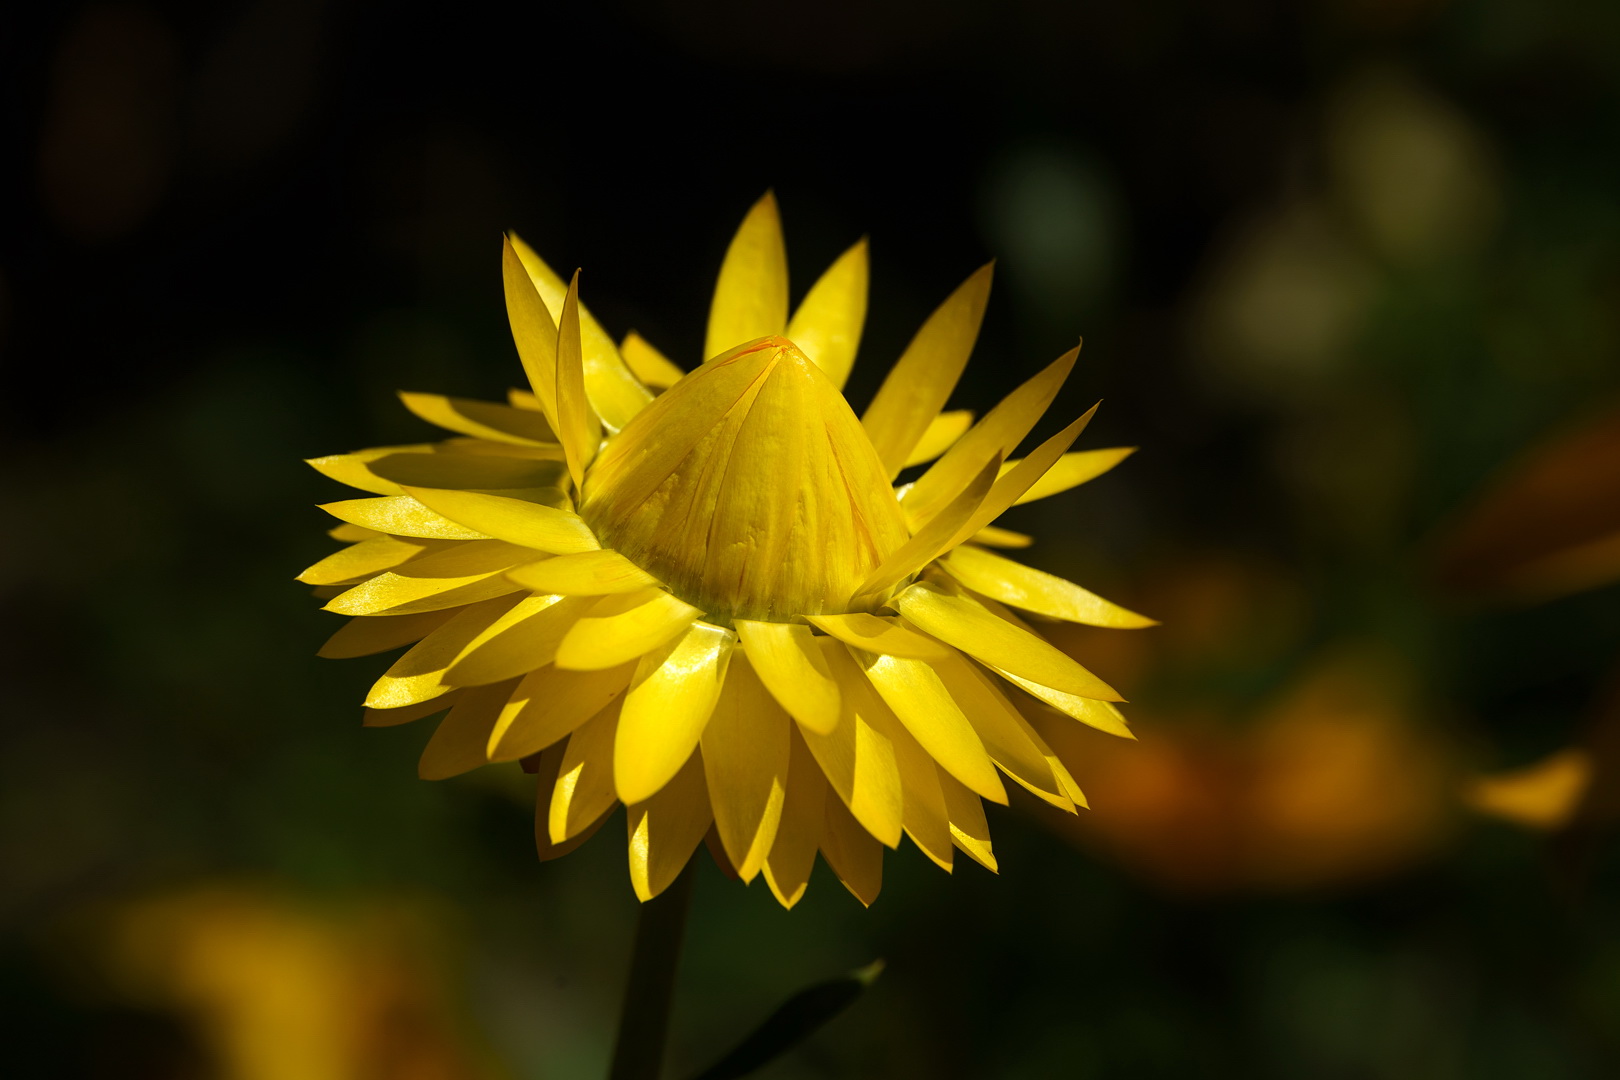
[{"x1": 609, "y1": 862, "x2": 696, "y2": 1080}]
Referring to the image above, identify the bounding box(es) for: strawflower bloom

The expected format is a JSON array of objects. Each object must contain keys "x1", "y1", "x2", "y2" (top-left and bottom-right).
[{"x1": 303, "y1": 194, "x2": 1152, "y2": 907}]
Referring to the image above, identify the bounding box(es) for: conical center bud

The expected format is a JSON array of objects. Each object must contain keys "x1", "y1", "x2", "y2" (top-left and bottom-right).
[{"x1": 580, "y1": 337, "x2": 909, "y2": 623}]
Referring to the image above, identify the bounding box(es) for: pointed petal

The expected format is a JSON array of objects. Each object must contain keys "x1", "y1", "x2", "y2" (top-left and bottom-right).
[
  {"x1": 319, "y1": 609, "x2": 455, "y2": 659},
  {"x1": 364, "y1": 595, "x2": 525, "y2": 708},
  {"x1": 903, "y1": 410, "x2": 973, "y2": 468},
  {"x1": 997, "y1": 669, "x2": 1134, "y2": 740},
  {"x1": 620, "y1": 331, "x2": 685, "y2": 389},
  {"x1": 944, "y1": 408, "x2": 1096, "y2": 550},
  {"x1": 297, "y1": 536, "x2": 433, "y2": 586},
  {"x1": 549, "y1": 699, "x2": 622, "y2": 843},
  {"x1": 764, "y1": 729, "x2": 828, "y2": 908},
  {"x1": 553, "y1": 589, "x2": 702, "y2": 670},
  {"x1": 418, "y1": 679, "x2": 521, "y2": 779},
  {"x1": 805, "y1": 613, "x2": 951, "y2": 660},
  {"x1": 800, "y1": 640, "x2": 906, "y2": 847},
  {"x1": 626, "y1": 750, "x2": 712, "y2": 901},
  {"x1": 508, "y1": 233, "x2": 654, "y2": 430},
  {"x1": 902, "y1": 348, "x2": 1078, "y2": 525},
  {"x1": 614, "y1": 623, "x2": 734, "y2": 804},
  {"x1": 400, "y1": 390, "x2": 555, "y2": 445},
  {"x1": 939, "y1": 771, "x2": 997, "y2": 872},
  {"x1": 402, "y1": 488, "x2": 600, "y2": 554},
  {"x1": 853, "y1": 455, "x2": 1001, "y2": 603},
  {"x1": 851, "y1": 648, "x2": 1007, "y2": 804},
  {"x1": 1009, "y1": 447, "x2": 1136, "y2": 505},
  {"x1": 488, "y1": 661, "x2": 637, "y2": 761},
  {"x1": 736, "y1": 620, "x2": 841, "y2": 735},
  {"x1": 862, "y1": 263, "x2": 993, "y2": 479},
  {"x1": 363, "y1": 692, "x2": 460, "y2": 728},
  {"x1": 820, "y1": 791, "x2": 884, "y2": 907},
  {"x1": 367, "y1": 451, "x2": 566, "y2": 491},
  {"x1": 503, "y1": 235, "x2": 561, "y2": 430},
  {"x1": 785, "y1": 238, "x2": 868, "y2": 389},
  {"x1": 701, "y1": 658, "x2": 790, "y2": 882},
  {"x1": 882, "y1": 711, "x2": 955, "y2": 872},
  {"x1": 326, "y1": 541, "x2": 537, "y2": 616},
  {"x1": 970, "y1": 525, "x2": 1032, "y2": 549},
  {"x1": 445, "y1": 594, "x2": 595, "y2": 686},
  {"x1": 929, "y1": 650, "x2": 1071, "y2": 810},
  {"x1": 705, "y1": 192, "x2": 789, "y2": 361},
  {"x1": 941, "y1": 545, "x2": 1156, "y2": 628},
  {"x1": 555, "y1": 270, "x2": 601, "y2": 488},
  {"x1": 505, "y1": 550, "x2": 661, "y2": 595},
  {"x1": 306, "y1": 444, "x2": 436, "y2": 496},
  {"x1": 319, "y1": 496, "x2": 490, "y2": 541},
  {"x1": 895, "y1": 582, "x2": 1122, "y2": 702}
]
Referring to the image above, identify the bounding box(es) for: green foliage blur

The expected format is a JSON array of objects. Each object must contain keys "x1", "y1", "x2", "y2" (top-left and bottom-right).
[{"x1": 3, "y1": 0, "x2": 1619, "y2": 1076}]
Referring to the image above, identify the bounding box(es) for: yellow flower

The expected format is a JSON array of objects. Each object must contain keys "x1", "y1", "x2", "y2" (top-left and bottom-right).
[{"x1": 303, "y1": 193, "x2": 1153, "y2": 907}]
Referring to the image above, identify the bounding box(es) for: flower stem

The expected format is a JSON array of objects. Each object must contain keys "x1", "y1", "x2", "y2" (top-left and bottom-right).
[{"x1": 609, "y1": 861, "x2": 696, "y2": 1080}]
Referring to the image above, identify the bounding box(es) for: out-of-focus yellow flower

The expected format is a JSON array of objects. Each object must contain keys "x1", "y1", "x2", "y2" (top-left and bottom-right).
[
  {"x1": 1461, "y1": 749, "x2": 1595, "y2": 831},
  {"x1": 304, "y1": 194, "x2": 1152, "y2": 906}
]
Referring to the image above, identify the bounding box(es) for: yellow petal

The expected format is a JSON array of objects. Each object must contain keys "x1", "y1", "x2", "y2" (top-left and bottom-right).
[
  {"x1": 550, "y1": 699, "x2": 622, "y2": 843},
  {"x1": 555, "y1": 270, "x2": 601, "y2": 488},
  {"x1": 785, "y1": 238, "x2": 867, "y2": 389},
  {"x1": 820, "y1": 791, "x2": 883, "y2": 907},
  {"x1": 508, "y1": 387, "x2": 542, "y2": 411},
  {"x1": 1462, "y1": 749, "x2": 1594, "y2": 830},
  {"x1": 700, "y1": 657, "x2": 790, "y2": 882},
  {"x1": 402, "y1": 487, "x2": 600, "y2": 554},
  {"x1": 418, "y1": 679, "x2": 521, "y2": 779},
  {"x1": 626, "y1": 750, "x2": 712, "y2": 901},
  {"x1": 399, "y1": 390, "x2": 555, "y2": 445},
  {"x1": 861, "y1": 263, "x2": 994, "y2": 479},
  {"x1": 871, "y1": 696, "x2": 954, "y2": 871},
  {"x1": 364, "y1": 596, "x2": 524, "y2": 708},
  {"x1": 326, "y1": 541, "x2": 538, "y2": 616},
  {"x1": 798, "y1": 641, "x2": 906, "y2": 847},
  {"x1": 319, "y1": 496, "x2": 490, "y2": 541},
  {"x1": 704, "y1": 192, "x2": 789, "y2": 361},
  {"x1": 508, "y1": 232, "x2": 654, "y2": 431},
  {"x1": 554, "y1": 589, "x2": 702, "y2": 670},
  {"x1": 853, "y1": 455, "x2": 1001, "y2": 603},
  {"x1": 614, "y1": 623, "x2": 734, "y2": 805},
  {"x1": 901, "y1": 347, "x2": 1078, "y2": 525},
  {"x1": 895, "y1": 582, "x2": 1122, "y2": 702},
  {"x1": 328, "y1": 523, "x2": 381, "y2": 542},
  {"x1": 363, "y1": 692, "x2": 460, "y2": 728},
  {"x1": 366, "y1": 451, "x2": 566, "y2": 492},
  {"x1": 970, "y1": 525, "x2": 1032, "y2": 549},
  {"x1": 505, "y1": 549, "x2": 661, "y2": 595},
  {"x1": 903, "y1": 410, "x2": 973, "y2": 468},
  {"x1": 445, "y1": 593, "x2": 595, "y2": 686},
  {"x1": 503, "y1": 235, "x2": 561, "y2": 430},
  {"x1": 297, "y1": 536, "x2": 433, "y2": 585},
  {"x1": 764, "y1": 729, "x2": 828, "y2": 909},
  {"x1": 999, "y1": 668, "x2": 1134, "y2": 739},
  {"x1": 945, "y1": 408, "x2": 1096, "y2": 550},
  {"x1": 488, "y1": 661, "x2": 638, "y2": 761},
  {"x1": 928, "y1": 651, "x2": 1071, "y2": 810},
  {"x1": 306, "y1": 444, "x2": 435, "y2": 496},
  {"x1": 939, "y1": 771, "x2": 997, "y2": 872},
  {"x1": 620, "y1": 331, "x2": 685, "y2": 389},
  {"x1": 1008, "y1": 447, "x2": 1136, "y2": 505},
  {"x1": 850, "y1": 649, "x2": 1006, "y2": 804},
  {"x1": 941, "y1": 545, "x2": 1157, "y2": 628},
  {"x1": 805, "y1": 613, "x2": 951, "y2": 660},
  {"x1": 532, "y1": 740, "x2": 615, "y2": 861},
  {"x1": 319, "y1": 609, "x2": 456, "y2": 659},
  {"x1": 735, "y1": 620, "x2": 841, "y2": 736}
]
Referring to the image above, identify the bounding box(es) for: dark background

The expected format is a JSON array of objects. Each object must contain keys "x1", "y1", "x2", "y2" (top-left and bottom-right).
[{"x1": 5, "y1": 0, "x2": 1620, "y2": 1077}]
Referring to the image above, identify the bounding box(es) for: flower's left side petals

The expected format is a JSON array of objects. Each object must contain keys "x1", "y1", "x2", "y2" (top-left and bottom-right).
[
  {"x1": 402, "y1": 487, "x2": 600, "y2": 554},
  {"x1": 297, "y1": 536, "x2": 433, "y2": 586},
  {"x1": 614, "y1": 623, "x2": 734, "y2": 805},
  {"x1": 306, "y1": 444, "x2": 436, "y2": 496},
  {"x1": 507, "y1": 550, "x2": 661, "y2": 595},
  {"x1": 508, "y1": 232, "x2": 654, "y2": 430},
  {"x1": 320, "y1": 496, "x2": 490, "y2": 542},
  {"x1": 319, "y1": 609, "x2": 456, "y2": 660},
  {"x1": 365, "y1": 595, "x2": 525, "y2": 708},
  {"x1": 820, "y1": 791, "x2": 884, "y2": 907},
  {"x1": 862, "y1": 263, "x2": 993, "y2": 480},
  {"x1": 326, "y1": 541, "x2": 538, "y2": 617},
  {"x1": 941, "y1": 545, "x2": 1157, "y2": 628},
  {"x1": 627, "y1": 750, "x2": 713, "y2": 901},
  {"x1": 550, "y1": 699, "x2": 622, "y2": 843},
  {"x1": 896, "y1": 583, "x2": 1123, "y2": 702},
  {"x1": 503, "y1": 235, "x2": 562, "y2": 430},
  {"x1": 554, "y1": 590, "x2": 702, "y2": 671},
  {"x1": 704, "y1": 192, "x2": 789, "y2": 362},
  {"x1": 701, "y1": 657, "x2": 790, "y2": 883},
  {"x1": 488, "y1": 662, "x2": 638, "y2": 761},
  {"x1": 555, "y1": 271, "x2": 601, "y2": 489},
  {"x1": 419, "y1": 679, "x2": 523, "y2": 779},
  {"x1": 764, "y1": 729, "x2": 827, "y2": 909},
  {"x1": 400, "y1": 391, "x2": 556, "y2": 446},
  {"x1": 445, "y1": 594, "x2": 596, "y2": 686},
  {"x1": 785, "y1": 238, "x2": 868, "y2": 389}
]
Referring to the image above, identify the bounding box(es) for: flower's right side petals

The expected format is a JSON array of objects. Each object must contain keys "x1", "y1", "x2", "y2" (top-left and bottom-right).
[
  {"x1": 401, "y1": 488, "x2": 600, "y2": 554},
  {"x1": 736, "y1": 620, "x2": 841, "y2": 735},
  {"x1": 928, "y1": 650, "x2": 1072, "y2": 811},
  {"x1": 820, "y1": 790, "x2": 884, "y2": 907},
  {"x1": 701, "y1": 657, "x2": 791, "y2": 883},
  {"x1": 852, "y1": 455, "x2": 1002, "y2": 603},
  {"x1": 895, "y1": 582, "x2": 1123, "y2": 702},
  {"x1": 785, "y1": 238, "x2": 868, "y2": 389},
  {"x1": 764, "y1": 728, "x2": 828, "y2": 909},
  {"x1": 861, "y1": 263, "x2": 994, "y2": 480},
  {"x1": 614, "y1": 623, "x2": 734, "y2": 805},
  {"x1": 939, "y1": 770, "x2": 998, "y2": 871},
  {"x1": 903, "y1": 410, "x2": 974, "y2": 469},
  {"x1": 704, "y1": 192, "x2": 789, "y2": 362},
  {"x1": 502, "y1": 236, "x2": 561, "y2": 430},
  {"x1": 941, "y1": 545, "x2": 1157, "y2": 628},
  {"x1": 1010, "y1": 447, "x2": 1137, "y2": 505},
  {"x1": 550, "y1": 699, "x2": 622, "y2": 844},
  {"x1": 943, "y1": 410, "x2": 1095, "y2": 550},
  {"x1": 626, "y1": 750, "x2": 713, "y2": 901},
  {"x1": 620, "y1": 332, "x2": 685, "y2": 389},
  {"x1": 997, "y1": 669, "x2": 1134, "y2": 740},
  {"x1": 804, "y1": 614, "x2": 951, "y2": 661}
]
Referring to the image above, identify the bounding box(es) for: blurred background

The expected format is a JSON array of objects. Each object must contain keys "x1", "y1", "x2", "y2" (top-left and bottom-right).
[{"x1": 4, "y1": 0, "x2": 1620, "y2": 1076}]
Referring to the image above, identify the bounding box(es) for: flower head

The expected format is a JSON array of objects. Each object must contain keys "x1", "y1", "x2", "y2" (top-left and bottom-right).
[{"x1": 304, "y1": 193, "x2": 1153, "y2": 906}]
